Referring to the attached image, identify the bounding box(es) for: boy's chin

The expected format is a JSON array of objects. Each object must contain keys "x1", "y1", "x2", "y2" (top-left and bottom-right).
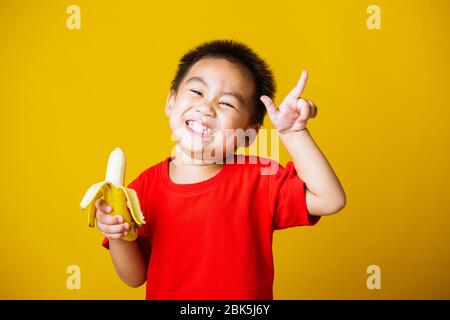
[
  {"x1": 176, "y1": 142, "x2": 231, "y2": 164},
  {"x1": 179, "y1": 137, "x2": 212, "y2": 153}
]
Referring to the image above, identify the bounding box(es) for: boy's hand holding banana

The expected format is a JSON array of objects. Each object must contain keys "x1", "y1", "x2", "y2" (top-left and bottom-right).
[{"x1": 80, "y1": 148, "x2": 146, "y2": 241}]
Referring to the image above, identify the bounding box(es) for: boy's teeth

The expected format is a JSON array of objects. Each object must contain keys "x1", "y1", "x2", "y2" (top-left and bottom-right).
[{"x1": 187, "y1": 120, "x2": 212, "y2": 135}]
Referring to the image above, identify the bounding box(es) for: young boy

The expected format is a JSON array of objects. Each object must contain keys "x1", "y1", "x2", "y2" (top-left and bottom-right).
[{"x1": 97, "y1": 40, "x2": 346, "y2": 300}]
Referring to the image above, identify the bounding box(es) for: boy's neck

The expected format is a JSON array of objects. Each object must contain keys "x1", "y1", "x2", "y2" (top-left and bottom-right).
[{"x1": 169, "y1": 148, "x2": 226, "y2": 184}]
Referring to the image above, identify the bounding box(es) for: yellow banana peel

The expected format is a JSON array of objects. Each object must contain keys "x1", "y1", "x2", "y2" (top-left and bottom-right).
[{"x1": 80, "y1": 147, "x2": 145, "y2": 241}]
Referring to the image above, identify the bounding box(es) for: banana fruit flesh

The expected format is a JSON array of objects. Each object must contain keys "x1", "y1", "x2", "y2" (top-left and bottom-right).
[{"x1": 80, "y1": 147, "x2": 145, "y2": 241}]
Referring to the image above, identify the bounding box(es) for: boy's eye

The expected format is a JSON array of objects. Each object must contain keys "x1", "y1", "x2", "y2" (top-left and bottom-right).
[
  {"x1": 189, "y1": 89, "x2": 202, "y2": 96},
  {"x1": 220, "y1": 101, "x2": 235, "y2": 109}
]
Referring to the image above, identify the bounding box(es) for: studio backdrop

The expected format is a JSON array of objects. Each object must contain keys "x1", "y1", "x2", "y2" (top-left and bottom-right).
[{"x1": 0, "y1": 0, "x2": 449, "y2": 299}]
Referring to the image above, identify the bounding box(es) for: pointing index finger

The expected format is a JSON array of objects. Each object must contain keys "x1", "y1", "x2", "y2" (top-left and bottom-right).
[
  {"x1": 297, "y1": 70, "x2": 308, "y2": 94},
  {"x1": 285, "y1": 70, "x2": 309, "y2": 102}
]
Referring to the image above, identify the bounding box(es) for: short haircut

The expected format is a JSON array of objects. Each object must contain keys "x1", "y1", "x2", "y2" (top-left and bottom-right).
[{"x1": 170, "y1": 39, "x2": 276, "y2": 125}]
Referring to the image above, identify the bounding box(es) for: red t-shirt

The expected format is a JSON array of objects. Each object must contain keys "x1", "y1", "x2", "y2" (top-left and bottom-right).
[{"x1": 102, "y1": 155, "x2": 320, "y2": 300}]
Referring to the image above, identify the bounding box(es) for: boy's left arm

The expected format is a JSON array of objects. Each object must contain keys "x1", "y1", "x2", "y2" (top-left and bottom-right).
[{"x1": 261, "y1": 71, "x2": 346, "y2": 216}]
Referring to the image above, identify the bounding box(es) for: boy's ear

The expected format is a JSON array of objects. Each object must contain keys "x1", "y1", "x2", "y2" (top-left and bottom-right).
[
  {"x1": 243, "y1": 123, "x2": 261, "y2": 147},
  {"x1": 165, "y1": 90, "x2": 176, "y2": 116}
]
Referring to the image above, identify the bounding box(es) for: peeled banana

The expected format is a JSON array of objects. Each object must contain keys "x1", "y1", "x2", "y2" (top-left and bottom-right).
[{"x1": 80, "y1": 147, "x2": 145, "y2": 241}]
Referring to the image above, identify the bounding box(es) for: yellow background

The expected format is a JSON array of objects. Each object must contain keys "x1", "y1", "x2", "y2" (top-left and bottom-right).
[{"x1": 1, "y1": 0, "x2": 449, "y2": 299}]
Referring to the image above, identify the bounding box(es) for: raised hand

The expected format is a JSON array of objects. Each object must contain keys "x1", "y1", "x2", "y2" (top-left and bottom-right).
[{"x1": 260, "y1": 70, "x2": 318, "y2": 135}]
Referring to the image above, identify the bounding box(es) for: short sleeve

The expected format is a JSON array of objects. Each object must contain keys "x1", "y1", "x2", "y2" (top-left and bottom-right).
[
  {"x1": 101, "y1": 175, "x2": 152, "y2": 261},
  {"x1": 268, "y1": 161, "x2": 320, "y2": 230}
]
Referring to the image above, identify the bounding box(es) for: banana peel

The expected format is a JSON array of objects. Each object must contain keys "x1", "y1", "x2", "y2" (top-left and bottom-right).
[{"x1": 80, "y1": 147, "x2": 145, "y2": 241}]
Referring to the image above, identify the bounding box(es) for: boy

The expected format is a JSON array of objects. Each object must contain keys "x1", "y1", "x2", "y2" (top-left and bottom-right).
[{"x1": 97, "y1": 40, "x2": 346, "y2": 300}]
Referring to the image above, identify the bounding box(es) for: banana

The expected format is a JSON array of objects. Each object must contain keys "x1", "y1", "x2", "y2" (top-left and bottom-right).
[{"x1": 80, "y1": 147, "x2": 145, "y2": 241}]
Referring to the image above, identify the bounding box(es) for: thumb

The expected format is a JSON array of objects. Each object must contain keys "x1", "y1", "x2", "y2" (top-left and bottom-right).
[
  {"x1": 95, "y1": 198, "x2": 111, "y2": 213},
  {"x1": 260, "y1": 95, "x2": 277, "y2": 120}
]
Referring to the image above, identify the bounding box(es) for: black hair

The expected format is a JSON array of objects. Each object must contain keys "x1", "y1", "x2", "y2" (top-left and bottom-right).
[{"x1": 170, "y1": 39, "x2": 276, "y2": 125}]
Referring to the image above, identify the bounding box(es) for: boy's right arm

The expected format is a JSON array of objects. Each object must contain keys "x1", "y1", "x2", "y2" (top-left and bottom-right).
[{"x1": 95, "y1": 199, "x2": 148, "y2": 288}]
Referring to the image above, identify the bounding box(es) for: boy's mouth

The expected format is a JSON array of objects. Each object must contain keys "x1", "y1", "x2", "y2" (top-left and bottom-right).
[{"x1": 185, "y1": 120, "x2": 213, "y2": 138}]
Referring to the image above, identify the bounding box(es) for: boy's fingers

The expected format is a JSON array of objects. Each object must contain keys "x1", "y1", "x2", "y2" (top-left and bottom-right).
[
  {"x1": 97, "y1": 210, "x2": 124, "y2": 225},
  {"x1": 95, "y1": 199, "x2": 112, "y2": 213},
  {"x1": 96, "y1": 210, "x2": 118, "y2": 225},
  {"x1": 95, "y1": 199, "x2": 120, "y2": 224},
  {"x1": 260, "y1": 95, "x2": 277, "y2": 119},
  {"x1": 308, "y1": 100, "x2": 318, "y2": 118},
  {"x1": 296, "y1": 70, "x2": 309, "y2": 96},
  {"x1": 297, "y1": 99, "x2": 311, "y2": 121},
  {"x1": 285, "y1": 70, "x2": 309, "y2": 103},
  {"x1": 98, "y1": 222, "x2": 129, "y2": 234},
  {"x1": 103, "y1": 231, "x2": 127, "y2": 240}
]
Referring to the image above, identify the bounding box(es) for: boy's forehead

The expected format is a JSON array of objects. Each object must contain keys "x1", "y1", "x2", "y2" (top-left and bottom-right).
[{"x1": 183, "y1": 58, "x2": 254, "y2": 93}]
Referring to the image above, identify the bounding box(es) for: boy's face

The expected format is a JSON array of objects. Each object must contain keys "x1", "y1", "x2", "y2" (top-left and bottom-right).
[{"x1": 166, "y1": 57, "x2": 259, "y2": 162}]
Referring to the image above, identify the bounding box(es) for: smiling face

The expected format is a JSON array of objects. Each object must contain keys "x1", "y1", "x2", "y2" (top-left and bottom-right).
[{"x1": 165, "y1": 57, "x2": 260, "y2": 162}]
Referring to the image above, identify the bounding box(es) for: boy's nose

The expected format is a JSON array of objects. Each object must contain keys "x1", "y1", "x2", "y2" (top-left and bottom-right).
[{"x1": 195, "y1": 102, "x2": 216, "y2": 117}]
